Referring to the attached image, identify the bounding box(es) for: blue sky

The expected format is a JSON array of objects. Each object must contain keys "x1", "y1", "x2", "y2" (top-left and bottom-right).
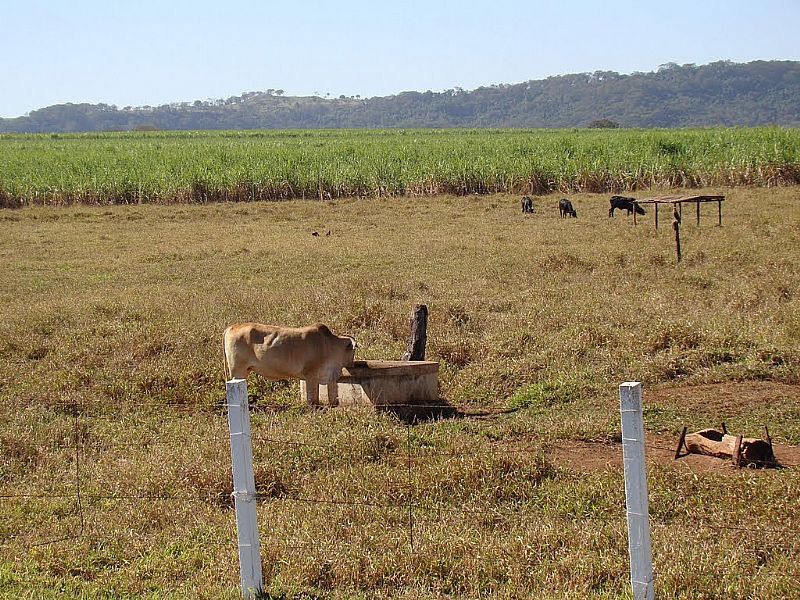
[{"x1": 1, "y1": 0, "x2": 798, "y2": 117}]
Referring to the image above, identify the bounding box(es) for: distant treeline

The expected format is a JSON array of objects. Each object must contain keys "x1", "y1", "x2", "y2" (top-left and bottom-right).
[
  {"x1": 1, "y1": 61, "x2": 799, "y2": 133},
  {"x1": 1, "y1": 128, "x2": 798, "y2": 207}
]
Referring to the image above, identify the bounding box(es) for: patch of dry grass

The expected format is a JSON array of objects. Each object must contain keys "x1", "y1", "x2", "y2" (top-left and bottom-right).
[{"x1": 1, "y1": 187, "x2": 799, "y2": 598}]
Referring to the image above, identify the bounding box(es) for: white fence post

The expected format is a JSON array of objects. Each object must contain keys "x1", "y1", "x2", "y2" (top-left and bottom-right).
[
  {"x1": 619, "y1": 382, "x2": 655, "y2": 600},
  {"x1": 226, "y1": 378, "x2": 263, "y2": 599}
]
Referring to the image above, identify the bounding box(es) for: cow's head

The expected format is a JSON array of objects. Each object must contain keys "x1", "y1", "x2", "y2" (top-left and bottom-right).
[
  {"x1": 318, "y1": 336, "x2": 357, "y2": 385},
  {"x1": 342, "y1": 336, "x2": 357, "y2": 367}
]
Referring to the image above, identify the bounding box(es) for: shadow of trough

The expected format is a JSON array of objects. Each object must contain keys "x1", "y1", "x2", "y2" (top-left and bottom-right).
[
  {"x1": 377, "y1": 401, "x2": 460, "y2": 424},
  {"x1": 382, "y1": 404, "x2": 529, "y2": 424}
]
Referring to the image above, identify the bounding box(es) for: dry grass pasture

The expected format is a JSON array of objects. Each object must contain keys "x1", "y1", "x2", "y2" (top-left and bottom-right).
[{"x1": 1, "y1": 187, "x2": 799, "y2": 598}]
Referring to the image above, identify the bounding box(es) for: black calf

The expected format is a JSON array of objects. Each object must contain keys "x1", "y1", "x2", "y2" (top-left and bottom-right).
[
  {"x1": 558, "y1": 198, "x2": 577, "y2": 218},
  {"x1": 521, "y1": 196, "x2": 534, "y2": 213},
  {"x1": 609, "y1": 195, "x2": 645, "y2": 217}
]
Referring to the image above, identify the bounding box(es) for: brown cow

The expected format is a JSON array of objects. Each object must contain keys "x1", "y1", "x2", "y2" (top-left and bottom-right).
[{"x1": 223, "y1": 322, "x2": 356, "y2": 406}]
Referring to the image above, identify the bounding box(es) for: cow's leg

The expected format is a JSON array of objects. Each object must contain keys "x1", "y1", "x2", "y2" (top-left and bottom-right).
[
  {"x1": 226, "y1": 361, "x2": 250, "y2": 380},
  {"x1": 299, "y1": 379, "x2": 308, "y2": 402},
  {"x1": 303, "y1": 378, "x2": 321, "y2": 407},
  {"x1": 326, "y1": 382, "x2": 339, "y2": 407}
]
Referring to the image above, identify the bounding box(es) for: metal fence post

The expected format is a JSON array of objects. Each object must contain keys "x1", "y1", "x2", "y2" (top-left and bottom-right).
[
  {"x1": 226, "y1": 378, "x2": 263, "y2": 599},
  {"x1": 619, "y1": 382, "x2": 655, "y2": 600}
]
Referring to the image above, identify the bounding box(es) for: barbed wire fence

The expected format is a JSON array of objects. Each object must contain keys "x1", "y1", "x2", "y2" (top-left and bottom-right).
[{"x1": 2, "y1": 382, "x2": 799, "y2": 598}]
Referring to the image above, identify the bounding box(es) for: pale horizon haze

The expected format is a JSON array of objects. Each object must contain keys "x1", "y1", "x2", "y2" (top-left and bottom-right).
[{"x1": 1, "y1": 0, "x2": 798, "y2": 118}]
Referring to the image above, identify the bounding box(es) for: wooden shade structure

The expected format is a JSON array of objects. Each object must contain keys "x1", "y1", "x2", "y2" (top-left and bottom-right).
[{"x1": 634, "y1": 194, "x2": 725, "y2": 228}]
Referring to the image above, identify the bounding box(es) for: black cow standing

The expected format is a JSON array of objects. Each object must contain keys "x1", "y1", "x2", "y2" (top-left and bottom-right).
[
  {"x1": 521, "y1": 196, "x2": 534, "y2": 213},
  {"x1": 608, "y1": 195, "x2": 645, "y2": 217},
  {"x1": 558, "y1": 198, "x2": 577, "y2": 218}
]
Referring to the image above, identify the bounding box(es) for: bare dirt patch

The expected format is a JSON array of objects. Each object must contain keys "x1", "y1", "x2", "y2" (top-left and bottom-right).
[
  {"x1": 549, "y1": 436, "x2": 800, "y2": 475},
  {"x1": 645, "y1": 381, "x2": 800, "y2": 414},
  {"x1": 548, "y1": 382, "x2": 800, "y2": 475}
]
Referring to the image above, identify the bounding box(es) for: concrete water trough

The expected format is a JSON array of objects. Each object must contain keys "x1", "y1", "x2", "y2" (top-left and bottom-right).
[{"x1": 300, "y1": 360, "x2": 449, "y2": 418}]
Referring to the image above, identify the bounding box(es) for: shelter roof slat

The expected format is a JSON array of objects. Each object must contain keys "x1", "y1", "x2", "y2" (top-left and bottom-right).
[{"x1": 636, "y1": 195, "x2": 725, "y2": 204}]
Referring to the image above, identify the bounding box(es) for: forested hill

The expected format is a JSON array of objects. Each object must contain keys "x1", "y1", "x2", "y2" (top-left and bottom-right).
[{"x1": 2, "y1": 60, "x2": 799, "y2": 133}]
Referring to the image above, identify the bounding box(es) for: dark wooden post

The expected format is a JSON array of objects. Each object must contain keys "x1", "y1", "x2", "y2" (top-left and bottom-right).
[
  {"x1": 696, "y1": 200, "x2": 700, "y2": 227},
  {"x1": 674, "y1": 426, "x2": 688, "y2": 459},
  {"x1": 654, "y1": 203, "x2": 659, "y2": 229},
  {"x1": 672, "y1": 206, "x2": 682, "y2": 263},
  {"x1": 718, "y1": 199, "x2": 722, "y2": 226},
  {"x1": 401, "y1": 304, "x2": 428, "y2": 361}
]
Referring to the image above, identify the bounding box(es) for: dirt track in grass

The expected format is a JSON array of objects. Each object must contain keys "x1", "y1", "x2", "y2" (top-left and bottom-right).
[{"x1": 548, "y1": 382, "x2": 800, "y2": 474}]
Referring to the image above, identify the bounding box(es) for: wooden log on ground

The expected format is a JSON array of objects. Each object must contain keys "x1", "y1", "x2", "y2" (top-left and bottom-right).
[
  {"x1": 732, "y1": 435, "x2": 743, "y2": 466},
  {"x1": 684, "y1": 428, "x2": 776, "y2": 466}
]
